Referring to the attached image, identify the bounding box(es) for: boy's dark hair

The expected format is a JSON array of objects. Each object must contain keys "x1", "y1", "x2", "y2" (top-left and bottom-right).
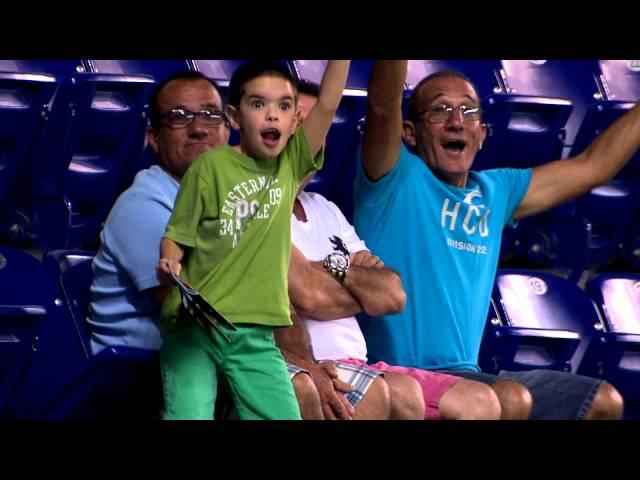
[
  {"x1": 297, "y1": 78, "x2": 320, "y2": 99},
  {"x1": 149, "y1": 71, "x2": 223, "y2": 129},
  {"x1": 228, "y1": 61, "x2": 298, "y2": 108},
  {"x1": 407, "y1": 70, "x2": 479, "y2": 123}
]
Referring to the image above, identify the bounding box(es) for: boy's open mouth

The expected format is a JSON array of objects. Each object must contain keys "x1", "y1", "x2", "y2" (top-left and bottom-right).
[{"x1": 261, "y1": 128, "x2": 282, "y2": 146}]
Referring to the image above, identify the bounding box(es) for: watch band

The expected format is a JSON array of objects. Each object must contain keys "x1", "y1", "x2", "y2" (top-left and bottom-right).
[{"x1": 333, "y1": 269, "x2": 346, "y2": 284}]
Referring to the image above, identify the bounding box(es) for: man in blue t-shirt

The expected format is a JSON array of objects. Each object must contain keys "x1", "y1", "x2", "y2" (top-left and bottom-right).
[{"x1": 354, "y1": 60, "x2": 639, "y2": 419}]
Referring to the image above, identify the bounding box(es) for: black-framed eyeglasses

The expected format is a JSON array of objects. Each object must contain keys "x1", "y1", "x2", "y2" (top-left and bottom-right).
[
  {"x1": 417, "y1": 104, "x2": 482, "y2": 124},
  {"x1": 159, "y1": 108, "x2": 226, "y2": 127}
]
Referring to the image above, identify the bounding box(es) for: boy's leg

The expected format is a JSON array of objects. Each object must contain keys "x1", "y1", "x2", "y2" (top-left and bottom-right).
[
  {"x1": 160, "y1": 319, "x2": 220, "y2": 420},
  {"x1": 224, "y1": 325, "x2": 301, "y2": 420}
]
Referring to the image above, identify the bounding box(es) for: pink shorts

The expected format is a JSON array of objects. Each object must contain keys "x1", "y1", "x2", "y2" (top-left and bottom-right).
[{"x1": 339, "y1": 359, "x2": 461, "y2": 420}]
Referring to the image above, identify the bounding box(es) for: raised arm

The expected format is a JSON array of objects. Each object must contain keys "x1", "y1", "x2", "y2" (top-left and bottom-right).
[
  {"x1": 361, "y1": 60, "x2": 408, "y2": 181},
  {"x1": 515, "y1": 102, "x2": 640, "y2": 220},
  {"x1": 302, "y1": 60, "x2": 350, "y2": 156}
]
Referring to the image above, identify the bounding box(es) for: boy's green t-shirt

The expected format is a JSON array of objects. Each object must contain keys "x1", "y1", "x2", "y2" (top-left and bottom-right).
[{"x1": 161, "y1": 129, "x2": 323, "y2": 333}]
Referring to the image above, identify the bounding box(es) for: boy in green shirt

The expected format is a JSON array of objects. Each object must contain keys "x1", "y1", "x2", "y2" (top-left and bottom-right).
[{"x1": 157, "y1": 61, "x2": 350, "y2": 419}]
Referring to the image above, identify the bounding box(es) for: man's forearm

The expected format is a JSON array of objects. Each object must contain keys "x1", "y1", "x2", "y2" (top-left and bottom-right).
[
  {"x1": 274, "y1": 305, "x2": 316, "y2": 363},
  {"x1": 304, "y1": 259, "x2": 406, "y2": 317},
  {"x1": 289, "y1": 246, "x2": 362, "y2": 321},
  {"x1": 367, "y1": 60, "x2": 407, "y2": 114},
  {"x1": 362, "y1": 60, "x2": 407, "y2": 181},
  {"x1": 291, "y1": 260, "x2": 405, "y2": 319},
  {"x1": 582, "y1": 102, "x2": 640, "y2": 185},
  {"x1": 342, "y1": 265, "x2": 406, "y2": 317},
  {"x1": 279, "y1": 348, "x2": 316, "y2": 371}
]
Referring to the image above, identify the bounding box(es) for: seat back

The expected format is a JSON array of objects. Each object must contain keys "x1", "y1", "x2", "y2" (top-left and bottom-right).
[
  {"x1": 88, "y1": 59, "x2": 192, "y2": 83},
  {"x1": 0, "y1": 246, "x2": 83, "y2": 418},
  {"x1": 584, "y1": 273, "x2": 640, "y2": 402},
  {"x1": 587, "y1": 273, "x2": 640, "y2": 334},
  {"x1": 480, "y1": 60, "x2": 574, "y2": 171},
  {"x1": 499, "y1": 60, "x2": 601, "y2": 157},
  {"x1": 0, "y1": 70, "x2": 56, "y2": 212},
  {"x1": 17, "y1": 249, "x2": 162, "y2": 419},
  {"x1": 16, "y1": 73, "x2": 154, "y2": 248},
  {"x1": 42, "y1": 250, "x2": 95, "y2": 357},
  {"x1": 493, "y1": 269, "x2": 603, "y2": 373},
  {"x1": 570, "y1": 61, "x2": 640, "y2": 266}
]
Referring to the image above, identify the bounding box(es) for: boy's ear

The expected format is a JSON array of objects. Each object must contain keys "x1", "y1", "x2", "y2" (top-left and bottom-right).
[
  {"x1": 225, "y1": 105, "x2": 240, "y2": 131},
  {"x1": 294, "y1": 108, "x2": 303, "y2": 131}
]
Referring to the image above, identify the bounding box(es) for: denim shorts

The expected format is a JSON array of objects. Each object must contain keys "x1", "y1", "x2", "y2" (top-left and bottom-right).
[{"x1": 438, "y1": 369, "x2": 603, "y2": 420}]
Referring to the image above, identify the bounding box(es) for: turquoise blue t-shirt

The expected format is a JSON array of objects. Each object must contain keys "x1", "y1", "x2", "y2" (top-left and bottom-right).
[{"x1": 353, "y1": 144, "x2": 532, "y2": 371}]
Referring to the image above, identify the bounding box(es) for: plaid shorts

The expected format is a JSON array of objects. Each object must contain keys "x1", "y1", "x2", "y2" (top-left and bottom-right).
[{"x1": 287, "y1": 362, "x2": 382, "y2": 408}]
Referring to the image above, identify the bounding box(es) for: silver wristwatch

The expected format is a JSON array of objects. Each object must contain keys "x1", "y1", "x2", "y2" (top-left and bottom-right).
[{"x1": 323, "y1": 251, "x2": 350, "y2": 283}]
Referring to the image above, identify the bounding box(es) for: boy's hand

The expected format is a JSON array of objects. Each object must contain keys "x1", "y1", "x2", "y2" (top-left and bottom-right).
[{"x1": 157, "y1": 258, "x2": 181, "y2": 285}]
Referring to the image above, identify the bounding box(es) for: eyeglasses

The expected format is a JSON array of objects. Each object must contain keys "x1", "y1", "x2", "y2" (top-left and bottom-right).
[
  {"x1": 159, "y1": 108, "x2": 226, "y2": 127},
  {"x1": 417, "y1": 104, "x2": 482, "y2": 124}
]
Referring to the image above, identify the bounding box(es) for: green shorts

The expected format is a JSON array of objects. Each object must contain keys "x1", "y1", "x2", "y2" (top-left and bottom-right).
[{"x1": 160, "y1": 317, "x2": 301, "y2": 420}]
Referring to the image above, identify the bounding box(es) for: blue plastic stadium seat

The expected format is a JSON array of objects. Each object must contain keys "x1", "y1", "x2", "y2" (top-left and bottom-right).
[
  {"x1": 11, "y1": 249, "x2": 162, "y2": 419},
  {"x1": 0, "y1": 246, "x2": 81, "y2": 418},
  {"x1": 484, "y1": 269, "x2": 605, "y2": 374},
  {"x1": 42, "y1": 250, "x2": 96, "y2": 357},
  {"x1": 584, "y1": 273, "x2": 640, "y2": 401},
  {"x1": 87, "y1": 59, "x2": 192, "y2": 83},
  {"x1": 570, "y1": 61, "x2": 640, "y2": 267},
  {"x1": 490, "y1": 60, "x2": 640, "y2": 273},
  {"x1": 2, "y1": 62, "x2": 155, "y2": 249},
  {"x1": 0, "y1": 69, "x2": 57, "y2": 217}
]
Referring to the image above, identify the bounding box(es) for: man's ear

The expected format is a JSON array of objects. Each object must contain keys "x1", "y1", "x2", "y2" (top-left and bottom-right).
[
  {"x1": 479, "y1": 122, "x2": 487, "y2": 149},
  {"x1": 220, "y1": 115, "x2": 232, "y2": 143},
  {"x1": 402, "y1": 120, "x2": 417, "y2": 147},
  {"x1": 225, "y1": 105, "x2": 240, "y2": 131},
  {"x1": 147, "y1": 127, "x2": 160, "y2": 154}
]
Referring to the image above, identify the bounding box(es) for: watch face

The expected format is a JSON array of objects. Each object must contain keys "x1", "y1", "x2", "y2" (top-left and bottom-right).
[{"x1": 329, "y1": 252, "x2": 349, "y2": 272}]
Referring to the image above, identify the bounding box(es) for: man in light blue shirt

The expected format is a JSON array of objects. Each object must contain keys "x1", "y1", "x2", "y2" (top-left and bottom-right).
[{"x1": 89, "y1": 71, "x2": 230, "y2": 354}]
